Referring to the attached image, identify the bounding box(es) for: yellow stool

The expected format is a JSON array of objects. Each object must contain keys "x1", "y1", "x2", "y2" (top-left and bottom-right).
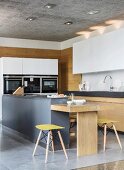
[
  {"x1": 98, "y1": 119, "x2": 122, "y2": 151},
  {"x1": 32, "y1": 124, "x2": 68, "y2": 163}
]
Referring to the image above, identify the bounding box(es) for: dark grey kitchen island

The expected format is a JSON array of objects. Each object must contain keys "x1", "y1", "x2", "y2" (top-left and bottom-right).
[{"x1": 2, "y1": 95, "x2": 69, "y2": 148}]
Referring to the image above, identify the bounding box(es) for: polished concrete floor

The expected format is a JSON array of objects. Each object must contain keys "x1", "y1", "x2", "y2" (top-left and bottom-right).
[
  {"x1": 1, "y1": 124, "x2": 124, "y2": 170},
  {"x1": 76, "y1": 160, "x2": 124, "y2": 170}
]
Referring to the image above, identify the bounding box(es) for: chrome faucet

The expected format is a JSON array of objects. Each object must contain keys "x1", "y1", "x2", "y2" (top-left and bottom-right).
[{"x1": 103, "y1": 75, "x2": 114, "y2": 91}]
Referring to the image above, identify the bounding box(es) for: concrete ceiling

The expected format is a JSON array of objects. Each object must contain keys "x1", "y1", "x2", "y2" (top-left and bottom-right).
[{"x1": 0, "y1": 0, "x2": 124, "y2": 42}]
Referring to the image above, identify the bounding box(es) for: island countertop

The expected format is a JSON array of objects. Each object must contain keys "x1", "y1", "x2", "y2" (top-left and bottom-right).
[{"x1": 51, "y1": 102, "x2": 100, "y2": 113}]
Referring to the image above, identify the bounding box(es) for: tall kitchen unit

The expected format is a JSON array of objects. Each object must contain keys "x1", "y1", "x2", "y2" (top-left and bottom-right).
[{"x1": 0, "y1": 57, "x2": 58, "y2": 121}]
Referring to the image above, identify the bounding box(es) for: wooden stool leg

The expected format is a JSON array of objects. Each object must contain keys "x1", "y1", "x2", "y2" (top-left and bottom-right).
[
  {"x1": 33, "y1": 130, "x2": 42, "y2": 156},
  {"x1": 103, "y1": 124, "x2": 107, "y2": 151},
  {"x1": 50, "y1": 130, "x2": 54, "y2": 153},
  {"x1": 45, "y1": 131, "x2": 50, "y2": 163},
  {"x1": 112, "y1": 124, "x2": 122, "y2": 150},
  {"x1": 57, "y1": 131, "x2": 68, "y2": 159}
]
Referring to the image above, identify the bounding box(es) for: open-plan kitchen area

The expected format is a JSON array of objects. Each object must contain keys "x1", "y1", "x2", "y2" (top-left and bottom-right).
[{"x1": 1, "y1": 0, "x2": 124, "y2": 170}]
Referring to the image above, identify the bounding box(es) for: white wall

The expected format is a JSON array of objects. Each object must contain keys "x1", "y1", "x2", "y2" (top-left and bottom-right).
[{"x1": 82, "y1": 70, "x2": 124, "y2": 91}]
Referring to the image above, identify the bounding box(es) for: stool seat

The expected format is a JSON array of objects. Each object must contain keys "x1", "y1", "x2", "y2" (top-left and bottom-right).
[
  {"x1": 98, "y1": 119, "x2": 119, "y2": 124},
  {"x1": 36, "y1": 124, "x2": 64, "y2": 130}
]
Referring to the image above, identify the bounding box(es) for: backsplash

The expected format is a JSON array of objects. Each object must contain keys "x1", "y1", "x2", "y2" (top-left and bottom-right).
[{"x1": 82, "y1": 70, "x2": 124, "y2": 91}]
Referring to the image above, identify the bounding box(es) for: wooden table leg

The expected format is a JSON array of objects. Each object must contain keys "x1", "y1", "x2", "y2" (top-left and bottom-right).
[{"x1": 77, "y1": 111, "x2": 97, "y2": 157}]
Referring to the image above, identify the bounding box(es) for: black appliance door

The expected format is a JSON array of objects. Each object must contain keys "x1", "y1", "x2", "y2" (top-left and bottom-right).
[
  {"x1": 4, "y1": 78, "x2": 22, "y2": 94},
  {"x1": 42, "y1": 78, "x2": 57, "y2": 93},
  {"x1": 24, "y1": 77, "x2": 40, "y2": 93}
]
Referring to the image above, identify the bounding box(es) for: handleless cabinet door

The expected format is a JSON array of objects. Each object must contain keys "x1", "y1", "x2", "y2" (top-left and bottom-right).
[
  {"x1": 22, "y1": 58, "x2": 41, "y2": 75},
  {"x1": 73, "y1": 27, "x2": 124, "y2": 74},
  {"x1": 23, "y1": 58, "x2": 58, "y2": 75},
  {"x1": 2, "y1": 57, "x2": 23, "y2": 74},
  {"x1": 40, "y1": 59, "x2": 58, "y2": 75}
]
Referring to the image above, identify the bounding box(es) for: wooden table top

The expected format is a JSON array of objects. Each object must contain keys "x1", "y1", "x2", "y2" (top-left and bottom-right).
[{"x1": 51, "y1": 102, "x2": 100, "y2": 113}]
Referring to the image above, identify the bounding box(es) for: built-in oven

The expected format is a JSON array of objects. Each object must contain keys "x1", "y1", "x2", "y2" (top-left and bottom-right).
[
  {"x1": 4, "y1": 75, "x2": 23, "y2": 94},
  {"x1": 23, "y1": 76, "x2": 40, "y2": 94},
  {"x1": 41, "y1": 76, "x2": 58, "y2": 94}
]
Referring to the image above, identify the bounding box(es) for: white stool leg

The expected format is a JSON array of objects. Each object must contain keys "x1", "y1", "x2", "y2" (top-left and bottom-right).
[
  {"x1": 112, "y1": 124, "x2": 122, "y2": 150},
  {"x1": 45, "y1": 131, "x2": 50, "y2": 163},
  {"x1": 103, "y1": 124, "x2": 107, "y2": 151},
  {"x1": 58, "y1": 131, "x2": 68, "y2": 159},
  {"x1": 50, "y1": 130, "x2": 54, "y2": 152},
  {"x1": 33, "y1": 130, "x2": 42, "y2": 156}
]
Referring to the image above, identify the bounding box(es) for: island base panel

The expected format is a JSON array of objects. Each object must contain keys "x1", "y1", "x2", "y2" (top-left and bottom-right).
[{"x1": 77, "y1": 111, "x2": 97, "y2": 156}]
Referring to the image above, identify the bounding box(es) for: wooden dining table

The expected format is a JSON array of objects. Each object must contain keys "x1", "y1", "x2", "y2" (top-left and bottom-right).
[{"x1": 51, "y1": 102, "x2": 100, "y2": 157}]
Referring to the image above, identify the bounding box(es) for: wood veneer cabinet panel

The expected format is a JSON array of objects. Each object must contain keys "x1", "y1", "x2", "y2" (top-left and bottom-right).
[
  {"x1": 61, "y1": 48, "x2": 81, "y2": 92},
  {"x1": 0, "y1": 47, "x2": 61, "y2": 58},
  {"x1": 98, "y1": 102, "x2": 124, "y2": 132},
  {"x1": 75, "y1": 96, "x2": 124, "y2": 132},
  {"x1": 74, "y1": 96, "x2": 124, "y2": 104},
  {"x1": 77, "y1": 111, "x2": 97, "y2": 156}
]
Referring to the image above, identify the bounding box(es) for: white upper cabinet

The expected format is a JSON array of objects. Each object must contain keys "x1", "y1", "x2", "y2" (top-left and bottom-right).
[
  {"x1": 1, "y1": 57, "x2": 58, "y2": 75},
  {"x1": 22, "y1": 58, "x2": 58, "y2": 75},
  {"x1": 22, "y1": 58, "x2": 42, "y2": 75},
  {"x1": 40, "y1": 59, "x2": 58, "y2": 75},
  {"x1": 2, "y1": 57, "x2": 23, "y2": 74},
  {"x1": 73, "y1": 27, "x2": 124, "y2": 74}
]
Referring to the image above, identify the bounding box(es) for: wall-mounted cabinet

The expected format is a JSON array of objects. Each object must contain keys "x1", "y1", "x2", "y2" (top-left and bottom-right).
[
  {"x1": 2, "y1": 57, "x2": 23, "y2": 74},
  {"x1": 22, "y1": 58, "x2": 42, "y2": 75},
  {"x1": 73, "y1": 27, "x2": 124, "y2": 74},
  {"x1": 1, "y1": 57, "x2": 58, "y2": 75},
  {"x1": 22, "y1": 58, "x2": 58, "y2": 75}
]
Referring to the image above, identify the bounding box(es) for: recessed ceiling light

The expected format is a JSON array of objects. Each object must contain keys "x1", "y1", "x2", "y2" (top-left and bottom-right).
[
  {"x1": 64, "y1": 21, "x2": 73, "y2": 25},
  {"x1": 87, "y1": 10, "x2": 99, "y2": 15},
  {"x1": 44, "y1": 3, "x2": 56, "y2": 9},
  {"x1": 26, "y1": 17, "x2": 36, "y2": 21}
]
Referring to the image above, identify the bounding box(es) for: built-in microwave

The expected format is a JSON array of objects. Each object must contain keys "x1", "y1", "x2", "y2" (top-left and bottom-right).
[
  {"x1": 41, "y1": 76, "x2": 58, "y2": 93},
  {"x1": 4, "y1": 75, "x2": 23, "y2": 94}
]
